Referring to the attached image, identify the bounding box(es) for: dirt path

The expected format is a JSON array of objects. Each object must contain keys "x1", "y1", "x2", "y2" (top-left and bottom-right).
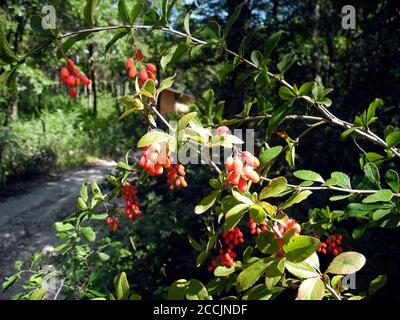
[{"x1": 0, "y1": 160, "x2": 116, "y2": 299}]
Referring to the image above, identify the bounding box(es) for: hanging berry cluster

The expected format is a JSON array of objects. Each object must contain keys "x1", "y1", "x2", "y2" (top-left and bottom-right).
[
  {"x1": 125, "y1": 49, "x2": 157, "y2": 86},
  {"x1": 225, "y1": 151, "x2": 260, "y2": 193},
  {"x1": 167, "y1": 164, "x2": 187, "y2": 190},
  {"x1": 106, "y1": 216, "x2": 119, "y2": 232},
  {"x1": 59, "y1": 59, "x2": 91, "y2": 99},
  {"x1": 249, "y1": 218, "x2": 268, "y2": 235},
  {"x1": 318, "y1": 234, "x2": 343, "y2": 256},
  {"x1": 122, "y1": 183, "x2": 142, "y2": 220},
  {"x1": 139, "y1": 143, "x2": 188, "y2": 190},
  {"x1": 208, "y1": 227, "x2": 244, "y2": 271}
]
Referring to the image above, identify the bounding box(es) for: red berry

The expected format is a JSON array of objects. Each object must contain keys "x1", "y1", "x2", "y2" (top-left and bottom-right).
[
  {"x1": 148, "y1": 71, "x2": 156, "y2": 81},
  {"x1": 60, "y1": 67, "x2": 69, "y2": 79},
  {"x1": 80, "y1": 75, "x2": 91, "y2": 86},
  {"x1": 139, "y1": 69, "x2": 148, "y2": 84},
  {"x1": 129, "y1": 67, "x2": 137, "y2": 79},
  {"x1": 125, "y1": 57, "x2": 134, "y2": 70},
  {"x1": 135, "y1": 50, "x2": 143, "y2": 61},
  {"x1": 66, "y1": 75, "x2": 76, "y2": 86},
  {"x1": 146, "y1": 63, "x2": 157, "y2": 73},
  {"x1": 69, "y1": 88, "x2": 77, "y2": 99},
  {"x1": 67, "y1": 59, "x2": 74, "y2": 69}
]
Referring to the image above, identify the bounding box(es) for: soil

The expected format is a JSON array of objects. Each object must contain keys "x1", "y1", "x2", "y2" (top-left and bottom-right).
[{"x1": 0, "y1": 159, "x2": 116, "y2": 300}]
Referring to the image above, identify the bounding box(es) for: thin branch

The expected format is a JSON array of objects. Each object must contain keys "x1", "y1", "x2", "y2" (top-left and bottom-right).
[{"x1": 260, "y1": 176, "x2": 400, "y2": 197}]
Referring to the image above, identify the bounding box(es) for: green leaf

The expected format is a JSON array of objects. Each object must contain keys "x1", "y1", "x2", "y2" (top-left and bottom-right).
[
  {"x1": 326, "y1": 252, "x2": 366, "y2": 275},
  {"x1": 294, "y1": 170, "x2": 324, "y2": 183},
  {"x1": 0, "y1": 25, "x2": 19, "y2": 65},
  {"x1": 196, "y1": 251, "x2": 208, "y2": 267},
  {"x1": 386, "y1": 131, "x2": 400, "y2": 148},
  {"x1": 385, "y1": 169, "x2": 399, "y2": 192},
  {"x1": 296, "y1": 277, "x2": 325, "y2": 300},
  {"x1": 29, "y1": 289, "x2": 46, "y2": 300},
  {"x1": 91, "y1": 180, "x2": 103, "y2": 199},
  {"x1": 157, "y1": 75, "x2": 175, "y2": 94},
  {"x1": 364, "y1": 162, "x2": 381, "y2": 188},
  {"x1": 263, "y1": 31, "x2": 283, "y2": 58},
  {"x1": 194, "y1": 191, "x2": 219, "y2": 214},
  {"x1": 368, "y1": 275, "x2": 387, "y2": 296},
  {"x1": 236, "y1": 257, "x2": 273, "y2": 292},
  {"x1": 232, "y1": 190, "x2": 254, "y2": 205},
  {"x1": 250, "y1": 50, "x2": 264, "y2": 67},
  {"x1": 298, "y1": 82, "x2": 315, "y2": 96},
  {"x1": 202, "y1": 21, "x2": 221, "y2": 40},
  {"x1": 285, "y1": 260, "x2": 320, "y2": 279},
  {"x1": 0, "y1": 64, "x2": 20, "y2": 90},
  {"x1": 249, "y1": 204, "x2": 266, "y2": 223},
  {"x1": 224, "y1": 203, "x2": 250, "y2": 231},
  {"x1": 161, "y1": 44, "x2": 189, "y2": 70},
  {"x1": 140, "y1": 79, "x2": 156, "y2": 99},
  {"x1": 114, "y1": 272, "x2": 130, "y2": 300},
  {"x1": 331, "y1": 172, "x2": 352, "y2": 189},
  {"x1": 260, "y1": 177, "x2": 287, "y2": 199},
  {"x1": 55, "y1": 222, "x2": 74, "y2": 232},
  {"x1": 267, "y1": 105, "x2": 291, "y2": 135},
  {"x1": 277, "y1": 51, "x2": 296, "y2": 75},
  {"x1": 340, "y1": 127, "x2": 358, "y2": 140},
  {"x1": 137, "y1": 130, "x2": 171, "y2": 148},
  {"x1": 259, "y1": 146, "x2": 282, "y2": 164},
  {"x1": 279, "y1": 86, "x2": 296, "y2": 100},
  {"x1": 97, "y1": 252, "x2": 110, "y2": 262},
  {"x1": 362, "y1": 189, "x2": 393, "y2": 203},
  {"x1": 280, "y1": 190, "x2": 312, "y2": 210},
  {"x1": 283, "y1": 235, "x2": 320, "y2": 263},
  {"x1": 76, "y1": 197, "x2": 87, "y2": 210},
  {"x1": 223, "y1": 3, "x2": 244, "y2": 39},
  {"x1": 168, "y1": 279, "x2": 187, "y2": 300},
  {"x1": 80, "y1": 227, "x2": 96, "y2": 242},
  {"x1": 178, "y1": 112, "x2": 197, "y2": 131},
  {"x1": 105, "y1": 28, "x2": 129, "y2": 56},
  {"x1": 264, "y1": 259, "x2": 285, "y2": 290},
  {"x1": 186, "y1": 279, "x2": 209, "y2": 300},
  {"x1": 83, "y1": 0, "x2": 102, "y2": 27},
  {"x1": 56, "y1": 32, "x2": 91, "y2": 59},
  {"x1": 256, "y1": 231, "x2": 280, "y2": 254},
  {"x1": 130, "y1": 3, "x2": 143, "y2": 23},
  {"x1": 214, "y1": 266, "x2": 236, "y2": 277},
  {"x1": 2, "y1": 273, "x2": 20, "y2": 291},
  {"x1": 366, "y1": 98, "x2": 383, "y2": 124},
  {"x1": 118, "y1": 0, "x2": 132, "y2": 24},
  {"x1": 184, "y1": 11, "x2": 192, "y2": 35}
]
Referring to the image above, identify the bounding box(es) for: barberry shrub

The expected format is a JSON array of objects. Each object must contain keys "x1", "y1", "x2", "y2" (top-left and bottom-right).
[{"x1": 1, "y1": 1, "x2": 398, "y2": 300}]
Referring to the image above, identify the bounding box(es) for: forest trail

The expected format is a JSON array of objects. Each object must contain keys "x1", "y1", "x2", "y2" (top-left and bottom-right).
[{"x1": 0, "y1": 159, "x2": 116, "y2": 299}]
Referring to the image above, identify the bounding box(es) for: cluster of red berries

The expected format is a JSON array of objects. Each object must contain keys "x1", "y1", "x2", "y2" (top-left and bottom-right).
[
  {"x1": 167, "y1": 164, "x2": 188, "y2": 190},
  {"x1": 122, "y1": 183, "x2": 142, "y2": 220},
  {"x1": 139, "y1": 143, "x2": 188, "y2": 190},
  {"x1": 249, "y1": 219, "x2": 268, "y2": 235},
  {"x1": 223, "y1": 227, "x2": 244, "y2": 249},
  {"x1": 59, "y1": 59, "x2": 91, "y2": 99},
  {"x1": 249, "y1": 217, "x2": 301, "y2": 237},
  {"x1": 208, "y1": 227, "x2": 244, "y2": 271},
  {"x1": 139, "y1": 143, "x2": 170, "y2": 176},
  {"x1": 225, "y1": 151, "x2": 260, "y2": 193},
  {"x1": 318, "y1": 234, "x2": 343, "y2": 256},
  {"x1": 106, "y1": 216, "x2": 119, "y2": 232},
  {"x1": 125, "y1": 50, "x2": 157, "y2": 86}
]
